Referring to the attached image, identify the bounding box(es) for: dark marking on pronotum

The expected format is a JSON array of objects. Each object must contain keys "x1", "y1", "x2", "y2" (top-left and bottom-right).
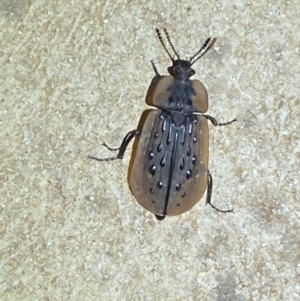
[{"x1": 88, "y1": 28, "x2": 237, "y2": 220}]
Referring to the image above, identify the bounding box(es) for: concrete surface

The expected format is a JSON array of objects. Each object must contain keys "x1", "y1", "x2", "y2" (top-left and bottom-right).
[{"x1": 1, "y1": 0, "x2": 299, "y2": 300}]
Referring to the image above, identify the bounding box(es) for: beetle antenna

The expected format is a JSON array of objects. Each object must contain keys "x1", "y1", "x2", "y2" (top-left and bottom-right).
[
  {"x1": 150, "y1": 60, "x2": 160, "y2": 76},
  {"x1": 163, "y1": 28, "x2": 180, "y2": 59},
  {"x1": 190, "y1": 38, "x2": 211, "y2": 62},
  {"x1": 156, "y1": 28, "x2": 177, "y2": 62},
  {"x1": 190, "y1": 37, "x2": 217, "y2": 65}
]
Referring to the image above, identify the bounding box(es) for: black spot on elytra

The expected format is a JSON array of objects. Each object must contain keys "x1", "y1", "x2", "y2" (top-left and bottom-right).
[
  {"x1": 193, "y1": 137, "x2": 197, "y2": 143},
  {"x1": 175, "y1": 183, "x2": 181, "y2": 191},
  {"x1": 187, "y1": 146, "x2": 191, "y2": 156},
  {"x1": 192, "y1": 156, "x2": 197, "y2": 165},
  {"x1": 181, "y1": 192, "x2": 186, "y2": 198},
  {"x1": 167, "y1": 133, "x2": 171, "y2": 145},
  {"x1": 157, "y1": 143, "x2": 163, "y2": 152},
  {"x1": 148, "y1": 151, "x2": 154, "y2": 160},
  {"x1": 186, "y1": 169, "x2": 192, "y2": 179},
  {"x1": 154, "y1": 132, "x2": 159, "y2": 138},
  {"x1": 150, "y1": 188, "x2": 154, "y2": 194},
  {"x1": 160, "y1": 157, "x2": 166, "y2": 167},
  {"x1": 157, "y1": 181, "x2": 163, "y2": 189},
  {"x1": 149, "y1": 165, "x2": 156, "y2": 175},
  {"x1": 179, "y1": 158, "x2": 185, "y2": 171}
]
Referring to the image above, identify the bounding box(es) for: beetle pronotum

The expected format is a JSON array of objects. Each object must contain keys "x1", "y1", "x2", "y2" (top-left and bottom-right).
[{"x1": 89, "y1": 28, "x2": 236, "y2": 220}]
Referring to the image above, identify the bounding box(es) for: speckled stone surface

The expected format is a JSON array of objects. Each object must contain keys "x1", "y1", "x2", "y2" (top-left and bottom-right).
[{"x1": 1, "y1": 1, "x2": 299, "y2": 300}]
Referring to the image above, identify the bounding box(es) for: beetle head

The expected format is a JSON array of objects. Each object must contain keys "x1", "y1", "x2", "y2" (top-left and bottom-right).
[
  {"x1": 168, "y1": 59, "x2": 195, "y2": 80},
  {"x1": 156, "y1": 28, "x2": 217, "y2": 79}
]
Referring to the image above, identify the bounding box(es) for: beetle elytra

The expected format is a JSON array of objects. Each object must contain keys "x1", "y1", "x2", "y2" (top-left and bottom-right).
[{"x1": 89, "y1": 28, "x2": 236, "y2": 220}]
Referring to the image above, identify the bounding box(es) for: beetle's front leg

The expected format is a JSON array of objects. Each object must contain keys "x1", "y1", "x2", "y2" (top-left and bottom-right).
[{"x1": 88, "y1": 129, "x2": 140, "y2": 162}]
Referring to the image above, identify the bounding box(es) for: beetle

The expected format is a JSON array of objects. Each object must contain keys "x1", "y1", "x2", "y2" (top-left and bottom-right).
[{"x1": 89, "y1": 28, "x2": 236, "y2": 220}]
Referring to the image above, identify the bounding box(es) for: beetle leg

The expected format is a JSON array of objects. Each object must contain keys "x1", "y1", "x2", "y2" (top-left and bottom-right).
[
  {"x1": 150, "y1": 60, "x2": 160, "y2": 76},
  {"x1": 217, "y1": 118, "x2": 237, "y2": 126},
  {"x1": 204, "y1": 115, "x2": 237, "y2": 127},
  {"x1": 88, "y1": 129, "x2": 140, "y2": 162},
  {"x1": 206, "y1": 170, "x2": 234, "y2": 213},
  {"x1": 101, "y1": 142, "x2": 120, "y2": 151},
  {"x1": 204, "y1": 115, "x2": 218, "y2": 126}
]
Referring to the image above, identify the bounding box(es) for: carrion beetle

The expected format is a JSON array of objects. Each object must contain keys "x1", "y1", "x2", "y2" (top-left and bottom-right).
[{"x1": 89, "y1": 28, "x2": 236, "y2": 220}]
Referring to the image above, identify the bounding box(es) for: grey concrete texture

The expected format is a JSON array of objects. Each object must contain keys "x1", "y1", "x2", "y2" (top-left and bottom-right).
[{"x1": 1, "y1": 1, "x2": 299, "y2": 300}]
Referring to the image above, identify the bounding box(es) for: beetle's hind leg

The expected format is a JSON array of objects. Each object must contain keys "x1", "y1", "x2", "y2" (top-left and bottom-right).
[
  {"x1": 206, "y1": 170, "x2": 234, "y2": 213},
  {"x1": 88, "y1": 129, "x2": 139, "y2": 162}
]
